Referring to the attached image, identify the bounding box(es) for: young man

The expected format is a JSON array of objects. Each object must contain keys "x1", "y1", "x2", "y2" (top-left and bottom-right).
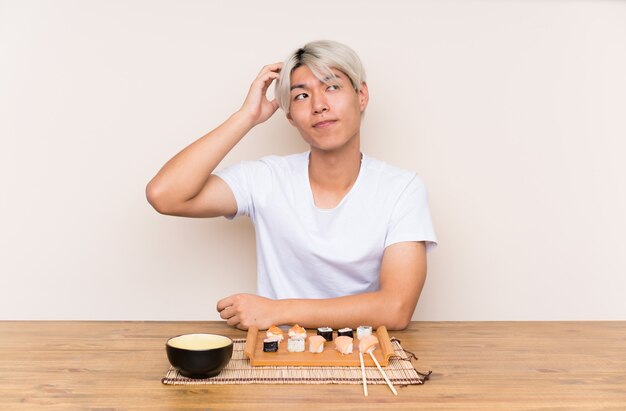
[{"x1": 146, "y1": 40, "x2": 437, "y2": 330}]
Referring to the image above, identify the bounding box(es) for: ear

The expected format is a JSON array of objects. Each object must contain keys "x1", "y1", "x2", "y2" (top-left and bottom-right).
[
  {"x1": 286, "y1": 111, "x2": 296, "y2": 126},
  {"x1": 358, "y1": 82, "x2": 369, "y2": 112}
]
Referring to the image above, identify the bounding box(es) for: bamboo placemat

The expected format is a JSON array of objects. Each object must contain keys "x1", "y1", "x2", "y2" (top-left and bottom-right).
[{"x1": 162, "y1": 338, "x2": 431, "y2": 385}]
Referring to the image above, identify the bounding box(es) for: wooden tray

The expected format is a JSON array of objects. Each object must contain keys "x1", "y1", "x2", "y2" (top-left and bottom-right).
[{"x1": 243, "y1": 326, "x2": 394, "y2": 367}]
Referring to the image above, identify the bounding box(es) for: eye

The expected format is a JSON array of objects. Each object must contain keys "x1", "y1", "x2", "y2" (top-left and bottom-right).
[
  {"x1": 293, "y1": 93, "x2": 308, "y2": 101},
  {"x1": 327, "y1": 84, "x2": 340, "y2": 91}
]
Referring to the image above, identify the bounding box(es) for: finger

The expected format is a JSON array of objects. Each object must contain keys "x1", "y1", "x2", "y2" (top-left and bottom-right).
[
  {"x1": 248, "y1": 72, "x2": 279, "y2": 100},
  {"x1": 269, "y1": 98, "x2": 279, "y2": 111},
  {"x1": 256, "y1": 71, "x2": 280, "y2": 88},
  {"x1": 216, "y1": 295, "x2": 235, "y2": 312},
  {"x1": 218, "y1": 305, "x2": 232, "y2": 320},
  {"x1": 258, "y1": 62, "x2": 283, "y2": 75},
  {"x1": 226, "y1": 314, "x2": 240, "y2": 328},
  {"x1": 266, "y1": 71, "x2": 281, "y2": 80},
  {"x1": 259, "y1": 73, "x2": 280, "y2": 94}
]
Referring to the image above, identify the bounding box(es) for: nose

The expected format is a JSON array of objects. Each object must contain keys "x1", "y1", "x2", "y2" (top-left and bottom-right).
[{"x1": 312, "y1": 94, "x2": 329, "y2": 114}]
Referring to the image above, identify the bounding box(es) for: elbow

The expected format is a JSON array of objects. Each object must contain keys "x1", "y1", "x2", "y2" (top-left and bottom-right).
[
  {"x1": 145, "y1": 180, "x2": 173, "y2": 215},
  {"x1": 381, "y1": 299, "x2": 414, "y2": 331},
  {"x1": 385, "y1": 315, "x2": 411, "y2": 331}
]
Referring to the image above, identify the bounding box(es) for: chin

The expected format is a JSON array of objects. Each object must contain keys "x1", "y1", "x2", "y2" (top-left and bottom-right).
[
  {"x1": 298, "y1": 128, "x2": 360, "y2": 153},
  {"x1": 309, "y1": 142, "x2": 349, "y2": 153},
  {"x1": 306, "y1": 137, "x2": 355, "y2": 152}
]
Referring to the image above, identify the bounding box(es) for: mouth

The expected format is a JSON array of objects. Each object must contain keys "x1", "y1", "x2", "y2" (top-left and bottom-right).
[{"x1": 312, "y1": 120, "x2": 337, "y2": 128}]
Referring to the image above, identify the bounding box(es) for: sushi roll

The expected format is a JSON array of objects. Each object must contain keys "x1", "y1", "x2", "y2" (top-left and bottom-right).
[
  {"x1": 358, "y1": 334, "x2": 379, "y2": 354},
  {"x1": 356, "y1": 325, "x2": 373, "y2": 340},
  {"x1": 287, "y1": 336, "x2": 305, "y2": 352},
  {"x1": 308, "y1": 335, "x2": 326, "y2": 353},
  {"x1": 263, "y1": 337, "x2": 279, "y2": 352},
  {"x1": 266, "y1": 325, "x2": 284, "y2": 342},
  {"x1": 288, "y1": 324, "x2": 307, "y2": 339},
  {"x1": 337, "y1": 327, "x2": 353, "y2": 338},
  {"x1": 317, "y1": 327, "x2": 333, "y2": 341},
  {"x1": 334, "y1": 336, "x2": 354, "y2": 355}
]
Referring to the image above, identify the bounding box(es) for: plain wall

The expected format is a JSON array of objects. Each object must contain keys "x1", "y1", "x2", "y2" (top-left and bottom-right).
[{"x1": 1, "y1": 0, "x2": 625, "y2": 320}]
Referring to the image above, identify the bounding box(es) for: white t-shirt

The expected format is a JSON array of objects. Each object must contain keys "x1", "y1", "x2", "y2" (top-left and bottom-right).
[{"x1": 215, "y1": 151, "x2": 437, "y2": 300}]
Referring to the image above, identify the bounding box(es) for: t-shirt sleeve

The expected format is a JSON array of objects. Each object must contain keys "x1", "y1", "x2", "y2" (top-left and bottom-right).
[
  {"x1": 385, "y1": 175, "x2": 438, "y2": 252},
  {"x1": 213, "y1": 160, "x2": 271, "y2": 221}
]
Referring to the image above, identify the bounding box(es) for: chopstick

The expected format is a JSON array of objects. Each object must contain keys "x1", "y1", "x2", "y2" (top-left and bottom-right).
[
  {"x1": 368, "y1": 351, "x2": 398, "y2": 396},
  {"x1": 359, "y1": 351, "x2": 368, "y2": 396}
]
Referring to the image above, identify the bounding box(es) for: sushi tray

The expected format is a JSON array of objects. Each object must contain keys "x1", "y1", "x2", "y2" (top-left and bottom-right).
[{"x1": 243, "y1": 326, "x2": 394, "y2": 367}]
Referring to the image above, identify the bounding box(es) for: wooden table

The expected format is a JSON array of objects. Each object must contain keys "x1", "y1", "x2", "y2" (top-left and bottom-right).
[{"x1": 1, "y1": 321, "x2": 625, "y2": 410}]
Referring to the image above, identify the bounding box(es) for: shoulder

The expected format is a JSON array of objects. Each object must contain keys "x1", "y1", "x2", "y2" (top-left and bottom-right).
[
  {"x1": 361, "y1": 154, "x2": 424, "y2": 193},
  {"x1": 219, "y1": 151, "x2": 307, "y2": 179},
  {"x1": 243, "y1": 152, "x2": 307, "y2": 185},
  {"x1": 256, "y1": 151, "x2": 308, "y2": 174}
]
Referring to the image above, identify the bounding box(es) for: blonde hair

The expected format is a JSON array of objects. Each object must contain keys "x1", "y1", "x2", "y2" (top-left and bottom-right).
[{"x1": 275, "y1": 40, "x2": 366, "y2": 113}]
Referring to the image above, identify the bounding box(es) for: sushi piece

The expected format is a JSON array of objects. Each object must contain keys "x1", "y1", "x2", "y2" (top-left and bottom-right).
[
  {"x1": 308, "y1": 335, "x2": 326, "y2": 353},
  {"x1": 287, "y1": 336, "x2": 305, "y2": 352},
  {"x1": 317, "y1": 327, "x2": 333, "y2": 341},
  {"x1": 288, "y1": 324, "x2": 307, "y2": 339},
  {"x1": 263, "y1": 337, "x2": 279, "y2": 352},
  {"x1": 266, "y1": 325, "x2": 284, "y2": 342},
  {"x1": 358, "y1": 334, "x2": 379, "y2": 354},
  {"x1": 356, "y1": 325, "x2": 373, "y2": 340},
  {"x1": 334, "y1": 336, "x2": 354, "y2": 355},
  {"x1": 337, "y1": 327, "x2": 353, "y2": 338}
]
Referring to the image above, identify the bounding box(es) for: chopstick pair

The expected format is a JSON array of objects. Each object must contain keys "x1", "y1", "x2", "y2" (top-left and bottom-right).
[{"x1": 359, "y1": 349, "x2": 398, "y2": 396}]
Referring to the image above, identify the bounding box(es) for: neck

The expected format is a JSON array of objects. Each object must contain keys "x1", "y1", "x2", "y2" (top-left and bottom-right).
[{"x1": 308, "y1": 139, "x2": 362, "y2": 194}]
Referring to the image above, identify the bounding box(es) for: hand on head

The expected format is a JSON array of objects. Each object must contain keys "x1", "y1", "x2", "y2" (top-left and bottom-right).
[{"x1": 239, "y1": 63, "x2": 283, "y2": 127}]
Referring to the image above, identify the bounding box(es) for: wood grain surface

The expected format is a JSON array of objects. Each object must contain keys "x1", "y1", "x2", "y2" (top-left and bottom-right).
[
  {"x1": 1, "y1": 321, "x2": 625, "y2": 410},
  {"x1": 244, "y1": 326, "x2": 393, "y2": 366}
]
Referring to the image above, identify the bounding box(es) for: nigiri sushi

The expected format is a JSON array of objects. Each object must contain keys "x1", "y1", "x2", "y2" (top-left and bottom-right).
[
  {"x1": 288, "y1": 324, "x2": 307, "y2": 339},
  {"x1": 308, "y1": 335, "x2": 326, "y2": 353},
  {"x1": 358, "y1": 334, "x2": 379, "y2": 354},
  {"x1": 334, "y1": 336, "x2": 354, "y2": 355},
  {"x1": 266, "y1": 325, "x2": 284, "y2": 342}
]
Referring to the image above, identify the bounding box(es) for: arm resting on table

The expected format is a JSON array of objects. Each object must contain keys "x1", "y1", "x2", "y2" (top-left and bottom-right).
[{"x1": 217, "y1": 241, "x2": 427, "y2": 331}]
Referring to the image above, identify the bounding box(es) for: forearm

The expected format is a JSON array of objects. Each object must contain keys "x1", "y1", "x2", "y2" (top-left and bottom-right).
[
  {"x1": 146, "y1": 110, "x2": 253, "y2": 207},
  {"x1": 275, "y1": 290, "x2": 416, "y2": 331}
]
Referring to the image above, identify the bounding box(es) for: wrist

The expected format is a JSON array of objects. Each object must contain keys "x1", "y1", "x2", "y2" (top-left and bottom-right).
[
  {"x1": 272, "y1": 299, "x2": 292, "y2": 326},
  {"x1": 229, "y1": 109, "x2": 256, "y2": 131}
]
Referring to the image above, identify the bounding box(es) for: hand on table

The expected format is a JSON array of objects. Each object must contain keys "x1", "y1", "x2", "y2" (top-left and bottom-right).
[{"x1": 216, "y1": 293, "x2": 278, "y2": 330}]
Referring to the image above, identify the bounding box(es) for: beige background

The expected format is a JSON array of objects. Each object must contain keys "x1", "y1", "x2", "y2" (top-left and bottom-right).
[{"x1": 1, "y1": 0, "x2": 625, "y2": 320}]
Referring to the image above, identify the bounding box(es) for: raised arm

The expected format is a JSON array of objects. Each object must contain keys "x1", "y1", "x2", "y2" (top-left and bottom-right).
[
  {"x1": 217, "y1": 241, "x2": 427, "y2": 331},
  {"x1": 146, "y1": 63, "x2": 282, "y2": 217}
]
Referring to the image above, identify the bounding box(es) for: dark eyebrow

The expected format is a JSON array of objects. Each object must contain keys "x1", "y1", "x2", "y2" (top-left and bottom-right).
[{"x1": 290, "y1": 73, "x2": 343, "y2": 91}]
